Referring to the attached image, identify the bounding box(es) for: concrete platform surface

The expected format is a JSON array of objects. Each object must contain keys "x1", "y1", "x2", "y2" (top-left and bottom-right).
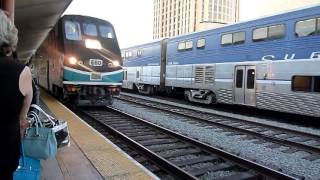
[{"x1": 40, "y1": 91, "x2": 158, "y2": 180}]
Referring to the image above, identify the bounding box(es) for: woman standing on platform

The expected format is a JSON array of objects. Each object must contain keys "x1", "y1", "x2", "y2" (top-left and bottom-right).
[{"x1": 0, "y1": 9, "x2": 33, "y2": 180}]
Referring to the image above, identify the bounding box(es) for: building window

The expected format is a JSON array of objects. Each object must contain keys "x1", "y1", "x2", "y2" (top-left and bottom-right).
[
  {"x1": 221, "y1": 31, "x2": 245, "y2": 46},
  {"x1": 295, "y1": 18, "x2": 320, "y2": 37},
  {"x1": 197, "y1": 39, "x2": 206, "y2": 49},
  {"x1": 292, "y1": 76, "x2": 320, "y2": 93},
  {"x1": 253, "y1": 24, "x2": 285, "y2": 42}
]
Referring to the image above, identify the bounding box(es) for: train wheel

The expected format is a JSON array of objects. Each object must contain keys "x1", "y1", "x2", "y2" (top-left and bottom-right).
[{"x1": 184, "y1": 90, "x2": 191, "y2": 102}]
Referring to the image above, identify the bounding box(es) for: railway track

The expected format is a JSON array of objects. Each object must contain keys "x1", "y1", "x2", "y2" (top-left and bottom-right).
[
  {"x1": 79, "y1": 106, "x2": 299, "y2": 180},
  {"x1": 117, "y1": 94, "x2": 320, "y2": 162}
]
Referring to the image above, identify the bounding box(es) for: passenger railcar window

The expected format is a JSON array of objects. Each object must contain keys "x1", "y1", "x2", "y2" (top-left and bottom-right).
[
  {"x1": 236, "y1": 70, "x2": 243, "y2": 88},
  {"x1": 317, "y1": 18, "x2": 320, "y2": 34},
  {"x1": 178, "y1": 42, "x2": 186, "y2": 50},
  {"x1": 253, "y1": 27, "x2": 268, "y2": 42},
  {"x1": 295, "y1": 19, "x2": 316, "y2": 37},
  {"x1": 233, "y1": 32, "x2": 245, "y2": 44},
  {"x1": 197, "y1": 39, "x2": 206, "y2": 49},
  {"x1": 268, "y1": 24, "x2": 285, "y2": 40},
  {"x1": 65, "y1": 21, "x2": 82, "y2": 40},
  {"x1": 185, "y1": 41, "x2": 193, "y2": 50},
  {"x1": 137, "y1": 50, "x2": 143, "y2": 57},
  {"x1": 247, "y1": 69, "x2": 255, "y2": 89},
  {"x1": 292, "y1": 76, "x2": 312, "y2": 92},
  {"x1": 314, "y1": 76, "x2": 320, "y2": 92},
  {"x1": 83, "y1": 23, "x2": 97, "y2": 36},
  {"x1": 99, "y1": 26, "x2": 114, "y2": 38},
  {"x1": 221, "y1": 34, "x2": 232, "y2": 45}
]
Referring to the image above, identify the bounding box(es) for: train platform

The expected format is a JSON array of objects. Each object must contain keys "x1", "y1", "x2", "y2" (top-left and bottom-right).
[{"x1": 39, "y1": 91, "x2": 158, "y2": 180}]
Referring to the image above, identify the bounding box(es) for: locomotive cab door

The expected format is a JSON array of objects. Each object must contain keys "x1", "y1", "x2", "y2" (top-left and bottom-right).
[{"x1": 233, "y1": 66, "x2": 256, "y2": 106}]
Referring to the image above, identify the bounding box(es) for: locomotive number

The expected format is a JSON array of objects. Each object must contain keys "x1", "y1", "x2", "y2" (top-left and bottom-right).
[{"x1": 89, "y1": 59, "x2": 103, "y2": 66}]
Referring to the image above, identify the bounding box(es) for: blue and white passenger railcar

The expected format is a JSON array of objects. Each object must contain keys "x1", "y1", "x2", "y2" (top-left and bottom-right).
[{"x1": 122, "y1": 5, "x2": 320, "y2": 117}]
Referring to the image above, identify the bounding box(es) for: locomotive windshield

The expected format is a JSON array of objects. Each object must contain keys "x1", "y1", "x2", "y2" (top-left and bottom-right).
[
  {"x1": 64, "y1": 20, "x2": 115, "y2": 40},
  {"x1": 65, "y1": 21, "x2": 82, "y2": 40},
  {"x1": 99, "y1": 25, "x2": 114, "y2": 39},
  {"x1": 83, "y1": 23, "x2": 97, "y2": 36}
]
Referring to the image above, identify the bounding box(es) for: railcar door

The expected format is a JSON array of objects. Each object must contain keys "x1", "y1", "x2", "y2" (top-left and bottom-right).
[{"x1": 233, "y1": 66, "x2": 256, "y2": 106}]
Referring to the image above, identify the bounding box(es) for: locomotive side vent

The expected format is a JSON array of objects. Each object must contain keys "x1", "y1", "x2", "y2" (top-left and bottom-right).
[
  {"x1": 195, "y1": 66, "x2": 205, "y2": 84},
  {"x1": 205, "y1": 66, "x2": 215, "y2": 84}
]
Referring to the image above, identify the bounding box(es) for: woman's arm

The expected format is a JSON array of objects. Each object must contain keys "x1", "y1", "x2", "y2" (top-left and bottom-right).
[{"x1": 19, "y1": 67, "x2": 33, "y2": 136}]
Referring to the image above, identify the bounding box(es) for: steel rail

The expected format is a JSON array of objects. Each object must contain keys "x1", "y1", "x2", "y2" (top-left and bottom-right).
[
  {"x1": 118, "y1": 94, "x2": 320, "y2": 155},
  {"x1": 82, "y1": 106, "x2": 299, "y2": 180}
]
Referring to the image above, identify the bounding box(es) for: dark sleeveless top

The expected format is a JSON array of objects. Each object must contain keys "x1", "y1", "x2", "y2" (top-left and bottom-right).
[{"x1": 0, "y1": 57, "x2": 25, "y2": 174}]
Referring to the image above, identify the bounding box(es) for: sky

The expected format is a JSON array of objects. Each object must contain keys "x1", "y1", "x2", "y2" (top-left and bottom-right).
[
  {"x1": 64, "y1": 0, "x2": 319, "y2": 49},
  {"x1": 64, "y1": 0, "x2": 154, "y2": 49}
]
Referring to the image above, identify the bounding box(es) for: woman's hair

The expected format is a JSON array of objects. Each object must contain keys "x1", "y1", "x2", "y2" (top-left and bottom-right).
[{"x1": 0, "y1": 9, "x2": 18, "y2": 55}]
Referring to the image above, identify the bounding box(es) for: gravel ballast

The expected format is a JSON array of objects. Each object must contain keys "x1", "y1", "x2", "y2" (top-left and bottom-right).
[{"x1": 112, "y1": 99, "x2": 320, "y2": 180}]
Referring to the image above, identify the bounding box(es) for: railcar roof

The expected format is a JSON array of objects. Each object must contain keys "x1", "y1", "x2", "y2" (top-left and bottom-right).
[{"x1": 169, "y1": 4, "x2": 320, "y2": 41}]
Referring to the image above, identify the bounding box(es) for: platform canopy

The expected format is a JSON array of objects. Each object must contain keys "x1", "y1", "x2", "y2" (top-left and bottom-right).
[{"x1": 15, "y1": 0, "x2": 72, "y2": 62}]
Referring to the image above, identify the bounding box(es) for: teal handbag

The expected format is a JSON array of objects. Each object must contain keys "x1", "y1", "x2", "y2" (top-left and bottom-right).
[{"x1": 22, "y1": 106, "x2": 58, "y2": 160}]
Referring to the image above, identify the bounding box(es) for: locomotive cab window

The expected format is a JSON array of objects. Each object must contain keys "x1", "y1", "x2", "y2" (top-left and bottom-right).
[
  {"x1": 65, "y1": 21, "x2": 82, "y2": 40},
  {"x1": 295, "y1": 18, "x2": 320, "y2": 37},
  {"x1": 83, "y1": 23, "x2": 97, "y2": 36},
  {"x1": 99, "y1": 25, "x2": 114, "y2": 38}
]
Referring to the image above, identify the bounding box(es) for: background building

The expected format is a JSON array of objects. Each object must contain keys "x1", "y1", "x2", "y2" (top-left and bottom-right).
[
  {"x1": 240, "y1": 0, "x2": 320, "y2": 21},
  {"x1": 153, "y1": 0, "x2": 239, "y2": 39}
]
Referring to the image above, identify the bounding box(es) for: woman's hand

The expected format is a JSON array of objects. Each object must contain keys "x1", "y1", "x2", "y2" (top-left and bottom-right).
[{"x1": 20, "y1": 118, "x2": 29, "y2": 137}]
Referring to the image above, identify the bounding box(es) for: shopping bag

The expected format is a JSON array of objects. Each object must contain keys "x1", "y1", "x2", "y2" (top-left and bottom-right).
[
  {"x1": 14, "y1": 145, "x2": 41, "y2": 180},
  {"x1": 29, "y1": 104, "x2": 70, "y2": 148},
  {"x1": 52, "y1": 120, "x2": 70, "y2": 148},
  {"x1": 23, "y1": 108, "x2": 57, "y2": 160}
]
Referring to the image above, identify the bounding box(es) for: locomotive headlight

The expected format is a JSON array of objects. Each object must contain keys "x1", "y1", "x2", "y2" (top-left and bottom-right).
[
  {"x1": 68, "y1": 57, "x2": 78, "y2": 65},
  {"x1": 112, "y1": 61, "x2": 120, "y2": 67},
  {"x1": 85, "y1": 39, "x2": 102, "y2": 49}
]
